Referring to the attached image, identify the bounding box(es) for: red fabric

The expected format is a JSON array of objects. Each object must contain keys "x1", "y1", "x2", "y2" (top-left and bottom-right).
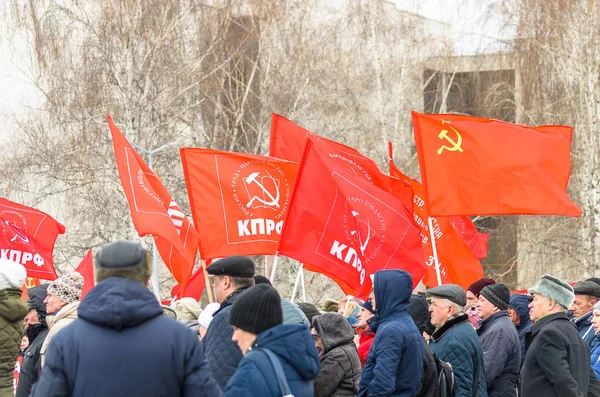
[
  {"x1": 278, "y1": 137, "x2": 424, "y2": 299},
  {"x1": 20, "y1": 277, "x2": 40, "y2": 301},
  {"x1": 449, "y1": 216, "x2": 489, "y2": 260},
  {"x1": 180, "y1": 148, "x2": 298, "y2": 258},
  {"x1": 75, "y1": 250, "x2": 94, "y2": 299},
  {"x1": 0, "y1": 198, "x2": 65, "y2": 280},
  {"x1": 388, "y1": 143, "x2": 484, "y2": 289},
  {"x1": 357, "y1": 330, "x2": 375, "y2": 367},
  {"x1": 412, "y1": 112, "x2": 581, "y2": 217},
  {"x1": 108, "y1": 115, "x2": 199, "y2": 292},
  {"x1": 170, "y1": 260, "x2": 211, "y2": 300}
]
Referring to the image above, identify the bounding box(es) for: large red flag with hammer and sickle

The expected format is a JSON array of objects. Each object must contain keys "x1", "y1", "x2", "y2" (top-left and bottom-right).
[
  {"x1": 0, "y1": 198, "x2": 65, "y2": 280},
  {"x1": 108, "y1": 115, "x2": 199, "y2": 292},
  {"x1": 388, "y1": 143, "x2": 484, "y2": 289},
  {"x1": 412, "y1": 112, "x2": 581, "y2": 217},
  {"x1": 180, "y1": 148, "x2": 298, "y2": 259},
  {"x1": 278, "y1": 137, "x2": 424, "y2": 298}
]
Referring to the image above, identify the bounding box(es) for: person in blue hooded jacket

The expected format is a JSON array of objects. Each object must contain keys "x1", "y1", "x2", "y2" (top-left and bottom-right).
[
  {"x1": 358, "y1": 270, "x2": 424, "y2": 397},
  {"x1": 29, "y1": 240, "x2": 223, "y2": 397},
  {"x1": 508, "y1": 293, "x2": 533, "y2": 367},
  {"x1": 224, "y1": 284, "x2": 320, "y2": 396}
]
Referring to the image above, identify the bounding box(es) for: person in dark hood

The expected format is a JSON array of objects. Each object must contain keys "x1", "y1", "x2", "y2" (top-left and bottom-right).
[
  {"x1": 409, "y1": 294, "x2": 438, "y2": 397},
  {"x1": 16, "y1": 283, "x2": 49, "y2": 397},
  {"x1": 508, "y1": 293, "x2": 533, "y2": 367},
  {"x1": 224, "y1": 284, "x2": 320, "y2": 396},
  {"x1": 358, "y1": 270, "x2": 424, "y2": 397},
  {"x1": 30, "y1": 240, "x2": 222, "y2": 397},
  {"x1": 312, "y1": 313, "x2": 361, "y2": 396},
  {"x1": 204, "y1": 256, "x2": 255, "y2": 390}
]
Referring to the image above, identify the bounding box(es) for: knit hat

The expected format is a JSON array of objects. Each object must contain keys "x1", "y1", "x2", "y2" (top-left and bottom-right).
[
  {"x1": 254, "y1": 275, "x2": 271, "y2": 285},
  {"x1": 0, "y1": 258, "x2": 27, "y2": 290},
  {"x1": 198, "y1": 302, "x2": 221, "y2": 329},
  {"x1": 47, "y1": 272, "x2": 84, "y2": 304},
  {"x1": 528, "y1": 274, "x2": 575, "y2": 309},
  {"x1": 321, "y1": 299, "x2": 339, "y2": 313},
  {"x1": 480, "y1": 283, "x2": 510, "y2": 311},
  {"x1": 362, "y1": 299, "x2": 375, "y2": 314},
  {"x1": 229, "y1": 284, "x2": 283, "y2": 335},
  {"x1": 298, "y1": 302, "x2": 321, "y2": 325},
  {"x1": 171, "y1": 298, "x2": 202, "y2": 321},
  {"x1": 468, "y1": 278, "x2": 496, "y2": 297}
]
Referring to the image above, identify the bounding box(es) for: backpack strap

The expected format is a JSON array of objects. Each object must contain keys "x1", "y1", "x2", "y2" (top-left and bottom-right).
[{"x1": 256, "y1": 348, "x2": 294, "y2": 397}]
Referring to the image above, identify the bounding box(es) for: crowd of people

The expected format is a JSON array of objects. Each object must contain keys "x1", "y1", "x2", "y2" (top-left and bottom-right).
[{"x1": 2, "y1": 241, "x2": 600, "y2": 396}]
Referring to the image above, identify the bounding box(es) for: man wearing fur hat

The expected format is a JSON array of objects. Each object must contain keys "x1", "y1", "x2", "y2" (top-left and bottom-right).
[
  {"x1": 0, "y1": 259, "x2": 28, "y2": 397},
  {"x1": 40, "y1": 271, "x2": 84, "y2": 367},
  {"x1": 521, "y1": 274, "x2": 599, "y2": 397},
  {"x1": 476, "y1": 283, "x2": 520, "y2": 397},
  {"x1": 30, "y1": 240, "x2": 222, "y2": 397}
]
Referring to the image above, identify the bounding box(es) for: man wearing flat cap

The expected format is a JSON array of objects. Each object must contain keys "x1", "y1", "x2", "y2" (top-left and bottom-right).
[
  {"x1": 521, "y1": 274, "x2": 600, "y2": 397},
  {"x1": 476, "y1": 283, "x2": 520, "y2": 397},
  {"x1": 427, "y1": 284, "x2": 488, "y2": 397},
  {"x1": 203, "y1": 256, "x2": 256, "y2": 390},
  {"x1": 570, "y1": 279, "x2": 600, "y2": 347},
  {"x1": 31, "y1": 240, "x2": 222, "y2": 397}
]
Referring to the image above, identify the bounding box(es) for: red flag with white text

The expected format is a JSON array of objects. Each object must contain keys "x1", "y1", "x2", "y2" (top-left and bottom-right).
[
  {"x1": 181, "y1": 148, "x2": 298, "y2": 258},
  {"x1": 108, "y1": 115, "x2": 198, "y2": 292},
  {"x1": 278, "y1": 138, "x2": 424, "y2": 298},
  {"x1": 0, "y1": 198, "x2": 65, "y2": 280}
]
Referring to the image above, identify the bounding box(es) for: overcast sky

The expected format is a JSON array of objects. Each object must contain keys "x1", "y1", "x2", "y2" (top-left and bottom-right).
[{"x1": 0, "y1": 0, "x2": 516, "y2": 142}]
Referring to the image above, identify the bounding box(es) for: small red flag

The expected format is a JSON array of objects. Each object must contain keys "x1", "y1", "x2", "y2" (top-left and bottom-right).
[
  {"x1": 278, "y1": 137, "x2": 424, "y2": 298},
  {"x1": 75, "y1": 250, "x2": 95, "y2": 299},
  {"x1": 108, "y1": 115, "x2": 199, "y2": 292},
  {"x1": 0, "y1": 198, "x2": 65, "y2": 280},
  {"x1": 180, "y1": 148, "x2": 298, "y2": 258},
  {"x1": 412, "y1": 112, "x2": 581, "y2": 217},
  {"x1": 388, "y1": 143, "x2": 484, "y2": 289},
  {"x1": 449, "y1": 216, "x2": 489, "y2": 261},
  {"x1": 170, "y1": 260, "x2": 211, "y2": 301}
]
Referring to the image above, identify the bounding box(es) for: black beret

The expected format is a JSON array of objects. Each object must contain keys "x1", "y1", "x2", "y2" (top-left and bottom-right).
[
  {"x1": 95, "y1": 240, "x2": 146, "y2": 269},
  {"x1": 206, "y1": 256, "x2": 255, "y2": 277}
]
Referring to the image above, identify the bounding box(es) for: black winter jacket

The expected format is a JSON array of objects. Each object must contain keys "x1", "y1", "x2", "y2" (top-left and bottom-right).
[
  {"x1": 312, "y1": 313, "x2": 361, "y2": 397},
  {"x1": 521, "y1": 311, "x2": 596, "y2": 397}
]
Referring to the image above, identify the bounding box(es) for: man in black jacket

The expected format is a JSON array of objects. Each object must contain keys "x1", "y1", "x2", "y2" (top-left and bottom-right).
[
  {"x1": 521, "y1": 274, "x2": 600, "y2": 397},
  {"x1": 15, "y1": 284, "x2": 49, "y2": 397}
]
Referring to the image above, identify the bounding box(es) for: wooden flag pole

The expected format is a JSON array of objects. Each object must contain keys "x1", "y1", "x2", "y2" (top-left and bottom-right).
[{"x1": 201, "y1": 260, "x2": 214, "y2": 303}]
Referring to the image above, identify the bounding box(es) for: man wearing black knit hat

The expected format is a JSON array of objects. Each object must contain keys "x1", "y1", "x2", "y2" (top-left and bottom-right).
[
  {"x1": 477, "y1": 283, "x2": 520, "y2": 397},
  {"x1": 224, "y1": 284, "x2": 320, "y2": 396},
  {"x1": 204, "y1": 256, "x2": 256, "y2": 390}
]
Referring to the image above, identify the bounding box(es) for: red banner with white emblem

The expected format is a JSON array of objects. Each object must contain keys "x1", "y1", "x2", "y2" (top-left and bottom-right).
[
  {"x1": 0, "y1": 198, "x2": 65, "y2": 280},
  {"x1": 181, "y1": 148, "x2": 298, "y2": 258},
  {"x1": 278, "y1": 138, "x2": 424, "y2": 298},
  {"x1": 108, "y1": 115, "x2": 199, "y2": 292}
]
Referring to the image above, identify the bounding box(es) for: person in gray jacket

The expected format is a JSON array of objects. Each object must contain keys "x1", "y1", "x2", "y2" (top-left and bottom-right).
[
  {"x1": 312, "y1": 312, "x2": 361, "y2": 397},
  {"x1": 477, "y1": 284, "x2": 520, "y2": 397}
]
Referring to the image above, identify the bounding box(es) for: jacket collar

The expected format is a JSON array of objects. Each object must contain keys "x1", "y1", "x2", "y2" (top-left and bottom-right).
[
  {"x1": 531, "y1": 311, "x2": 569, "y2": 337},
  {"x1": 573, "y1": 310, "x2": 593, "y2": 325},
  {"x1": 214, "y1": 287, "x2": 248, "y2": 317},
  {"x1": 478, "y1": 310, "x2": 508, "y2": 334},
  {"x1": 431, "y1": 313, "x2": 469, "y2": 342}
]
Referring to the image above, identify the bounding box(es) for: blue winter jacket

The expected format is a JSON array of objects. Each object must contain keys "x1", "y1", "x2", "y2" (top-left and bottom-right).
[
  {"x1": 29, "y1": 277, "x2": 222, "y2": 397},
  {"x1": 358, "y1": 270, "x2": 424, "y2": 397},
  {"x1": 430, "y1": 313, "x2": 488, "y2": 397},
  {"x1": 204, "y1": 289, "x2": 248, "y2": 390},
  {"x1": 591, "y1": 343, "x2": 600, "y2": 380},
  {"x1": 477, "y1": 311, "x2": 520, "y2": 397},
  {"x1": 510, "y1": 294, "x2": 532, "y2": 367},
  {"x1": 224, "y1": 324, "x2": 320, "y2": 397},
  {"x1": 573, "y1": 311, "x2": 596, "y2": 347}
]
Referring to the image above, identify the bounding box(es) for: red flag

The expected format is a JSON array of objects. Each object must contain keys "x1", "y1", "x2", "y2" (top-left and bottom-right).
[
  {"x1": 75, "y1": 250, "x2": 95, "y2": 299},
  {"x1": 108, "y1": 115, "x2": 199, "y2": 292},
  {"x1": 0, "y1": 198, "x2": 65, "y2": 280},
  {"x1": 412, "y1": 112, "x2": 581, "y2": 217},
  {"x1": 388, "y1": 143, "x2": 484, "y2": 289},
  {"x1": 269, "y1": 113, "x2": 413, "y2": 211},
  {"x1": 449, "y1": 216, "x2": 489, "y2": 261},
  {"x1": 170, "y1": 260, "x2": 211, "y2": 301},
  {"x1": 278, "y1": 137, "x2": 424, "y2": 298},
  {"x1": 20, "y1": 277, "x2": 40, "y2": 301},
  {"x1": 180, "y1": 148, "x2": 298, "y2": 258}
]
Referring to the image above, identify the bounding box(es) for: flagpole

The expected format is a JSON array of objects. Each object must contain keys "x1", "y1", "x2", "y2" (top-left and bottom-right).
[
  {"x1": 427, "y1": 217, "x2": 443, "y2": 286},
  {"x1": 264, "y1": 256, "x2": 270, "y2": 279},
  {"x1": 300, "y1": 265, "x2": 306, "y2": 302},
  {"x1": 269, "y1": 253, "x2": 280, "y2": 283},
  {"x1": 290, "y1": 263, "x2": 303, "y2": 303},
  {"x1": 201, "y1": 260, "x2": 214, "y2": 304}
]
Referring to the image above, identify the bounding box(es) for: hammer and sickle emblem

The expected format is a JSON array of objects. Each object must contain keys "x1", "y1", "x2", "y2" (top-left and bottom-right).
[
  {"x1": 25, "y1": 277, "x2": 37, "y2": 289},
  {"x1": 437, "y1": 120, "x2": 464, "y2": 154}
]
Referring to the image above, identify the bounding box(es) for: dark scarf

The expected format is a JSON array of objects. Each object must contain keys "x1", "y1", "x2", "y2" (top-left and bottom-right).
[{"x1": 25, "y1": 323, "x2": 47, "y2": 343}]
